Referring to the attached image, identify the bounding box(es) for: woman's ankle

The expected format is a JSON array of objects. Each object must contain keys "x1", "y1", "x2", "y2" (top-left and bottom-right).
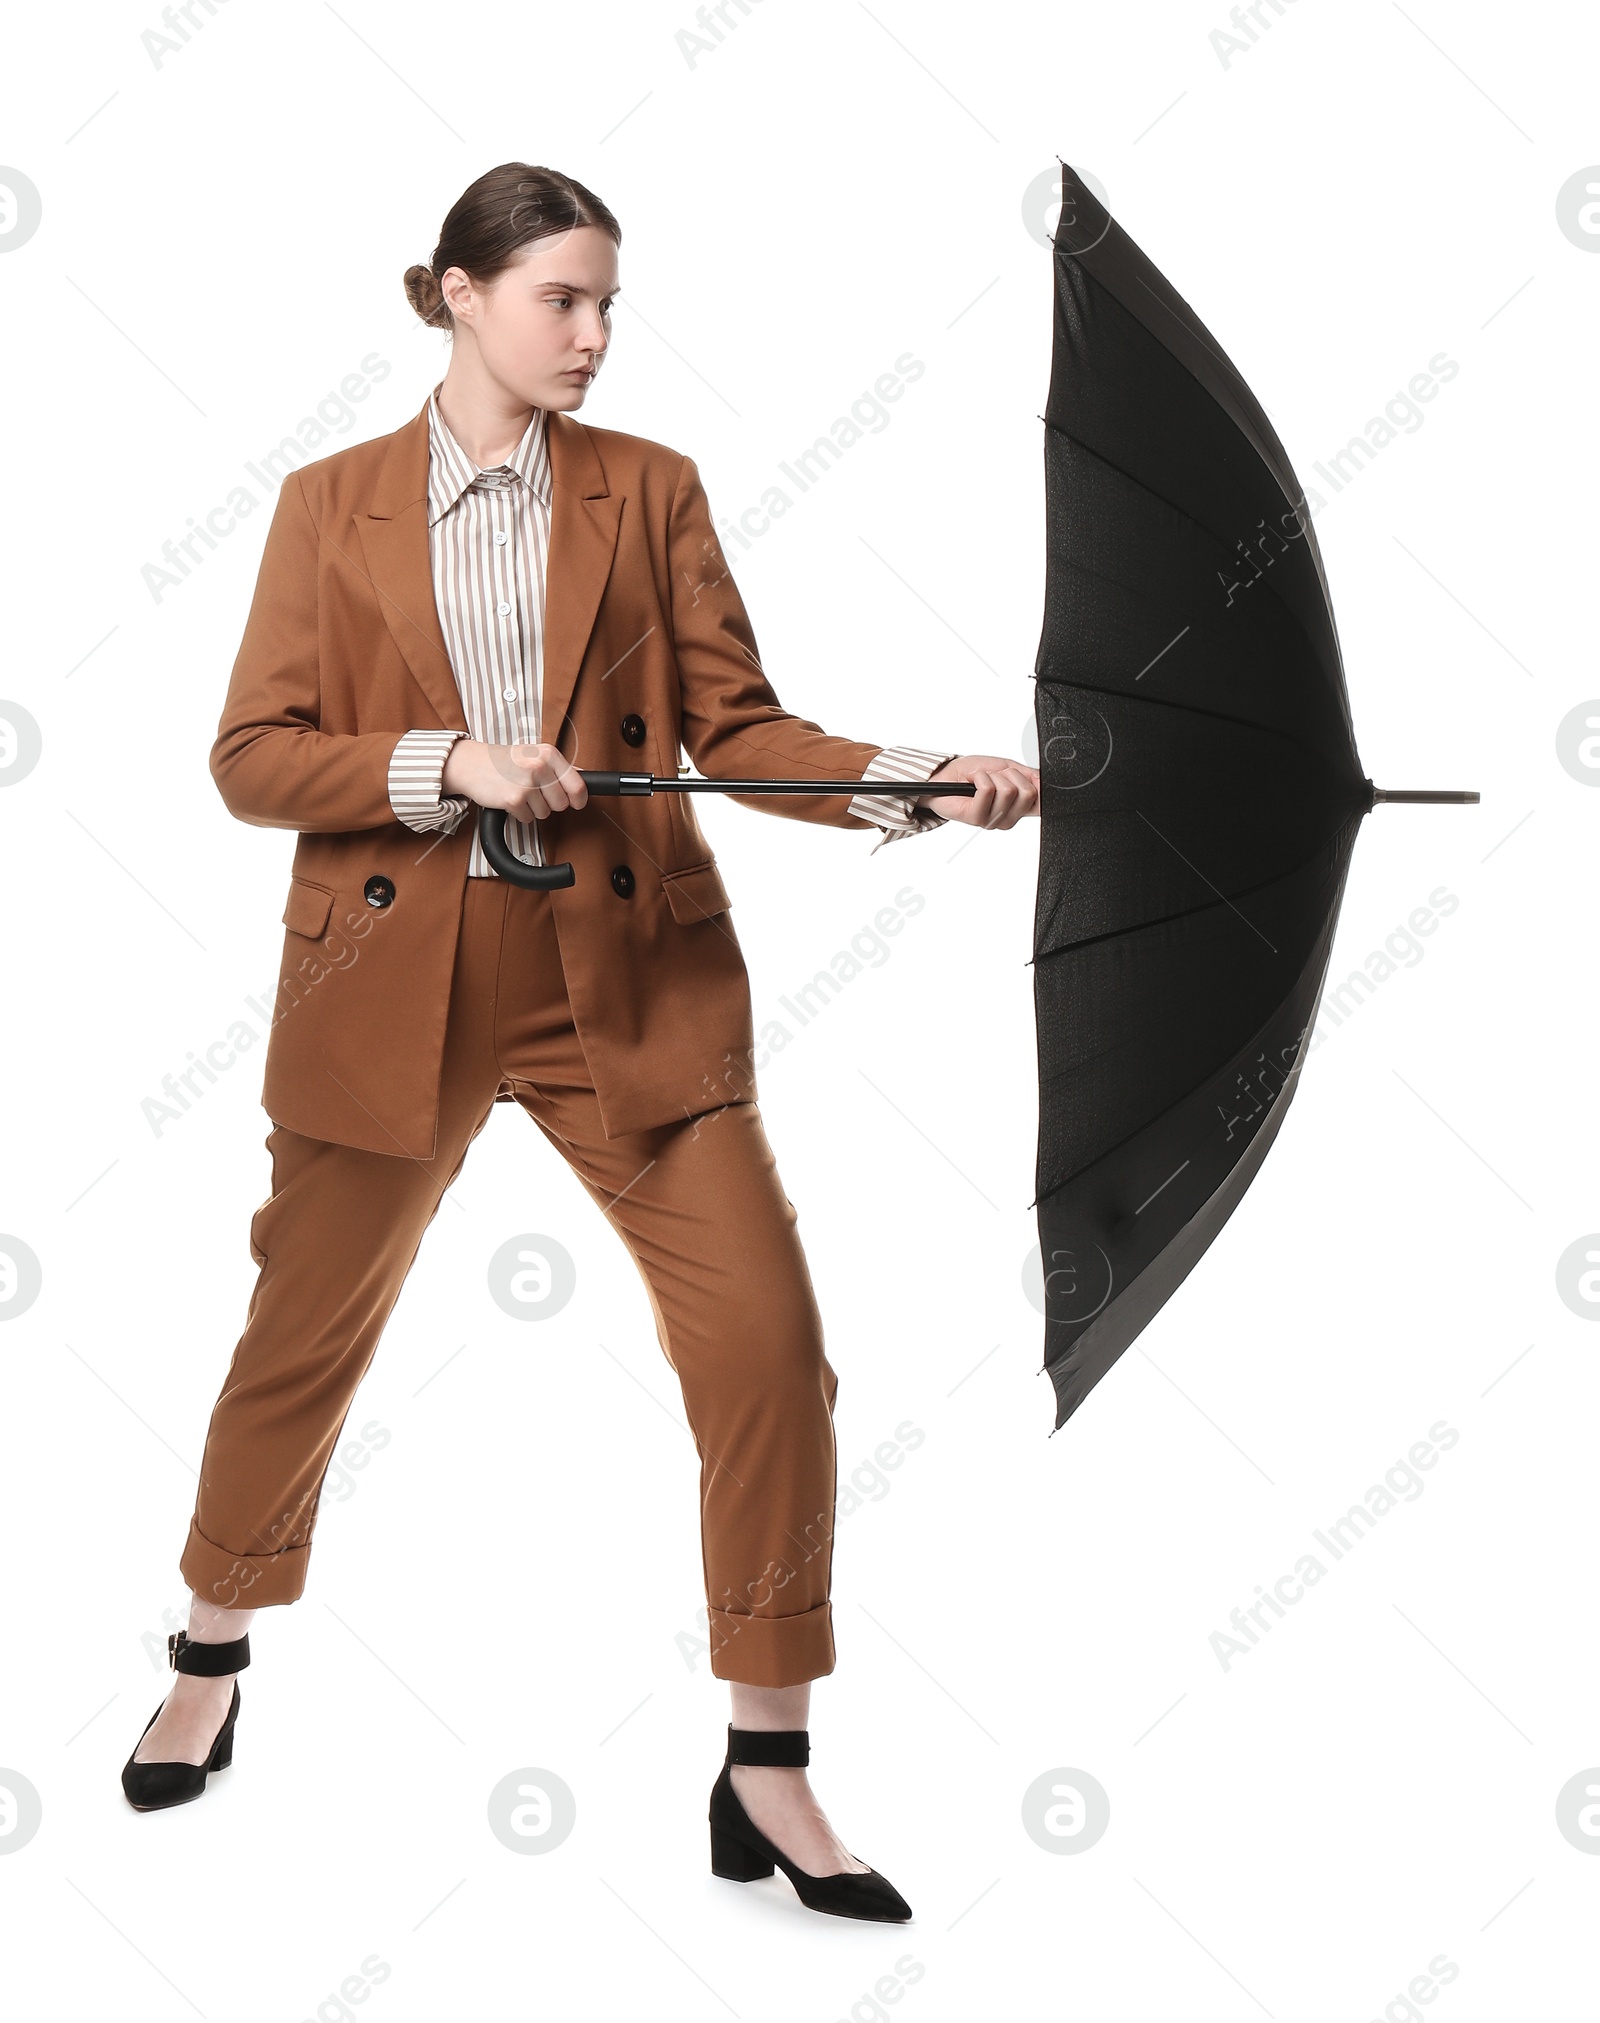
[
  {"x1": 728, "y1": 1681, "x2": 810, "y2": 1730},
  {"x1": 186, "y1": 1593, "x2": 257, "y2": 1643}
]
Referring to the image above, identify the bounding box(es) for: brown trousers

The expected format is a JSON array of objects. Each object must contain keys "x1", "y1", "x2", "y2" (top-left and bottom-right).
[{"x1": 179, "y1": 876, "x2": 840, "y2": 1686}]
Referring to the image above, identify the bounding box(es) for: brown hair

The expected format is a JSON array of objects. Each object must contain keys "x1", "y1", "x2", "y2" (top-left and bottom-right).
[{"x1": 403, "y1": 163, "x2": 622, "y2": 335}]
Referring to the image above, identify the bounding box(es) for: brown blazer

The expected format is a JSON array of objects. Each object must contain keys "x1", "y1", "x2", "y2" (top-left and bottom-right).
[{"x1": 211, "y1": 394, "x2": 898, "y2": 1159}]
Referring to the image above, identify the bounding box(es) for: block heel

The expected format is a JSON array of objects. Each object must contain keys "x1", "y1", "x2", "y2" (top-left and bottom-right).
[{"x1": 710, "y1": 1824, "x2": 776, "y2": 1881}]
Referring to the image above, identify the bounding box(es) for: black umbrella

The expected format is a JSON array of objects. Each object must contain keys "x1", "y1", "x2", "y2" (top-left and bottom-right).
[{"x1": 1033, "y1": 163, "x2": 1475, "y2": 1432}]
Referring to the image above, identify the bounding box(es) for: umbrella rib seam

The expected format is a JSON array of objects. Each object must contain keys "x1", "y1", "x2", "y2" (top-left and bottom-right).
[
  {"x1": 1032, "y1": 822, "x2": 1362, "y2": 1199},
  {"x1": 1033, "y1": 669, "x2": 1358, "y2": 782},
  {"x1": 1034, "y1": 806, "x2": 1362, "y2": 968},
  {"x1": 1039, "y1": 413, "x2": 1356, "y2": 748}
]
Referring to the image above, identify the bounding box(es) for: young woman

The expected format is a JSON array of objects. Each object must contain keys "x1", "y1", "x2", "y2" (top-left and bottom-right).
[{"x1": 121, "y1": 163, "x2": 1038, "y2": 1922}]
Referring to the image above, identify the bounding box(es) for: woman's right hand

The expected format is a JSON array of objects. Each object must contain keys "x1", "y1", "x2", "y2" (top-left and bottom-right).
[{"x1": 441, "y1": 739, "x2": 589, "y2": 822}]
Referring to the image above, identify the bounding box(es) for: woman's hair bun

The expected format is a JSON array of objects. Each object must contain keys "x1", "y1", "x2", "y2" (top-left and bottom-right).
[{"x1": 403, "y1": 262, "x2": 450, "y2": 331}]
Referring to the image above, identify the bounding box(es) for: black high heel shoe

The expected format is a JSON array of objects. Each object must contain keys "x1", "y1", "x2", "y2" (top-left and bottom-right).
[
  {"x1": 121, "y1": 1629, "x2": 251, "y2": 1812},
  {"x1": 709, "y1": 1724, "x2": 912, "y2": 1922}
]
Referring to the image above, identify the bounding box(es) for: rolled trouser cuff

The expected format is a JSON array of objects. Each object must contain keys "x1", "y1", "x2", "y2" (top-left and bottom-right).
[
  {"x1": 707, "y1": 1600, "x2": 835, "y2": 1685},
  {"x1": 179, "y1": 1516, "x2": 311, "y2": 1610}
]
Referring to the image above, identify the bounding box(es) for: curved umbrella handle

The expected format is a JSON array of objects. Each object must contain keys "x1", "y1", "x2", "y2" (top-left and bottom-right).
[{"x1": 475, "y1": 806, "x2": 575, "y2": 889}]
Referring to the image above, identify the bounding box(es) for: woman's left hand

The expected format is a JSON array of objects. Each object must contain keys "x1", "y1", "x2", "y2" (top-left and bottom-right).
[{"x1": 923, "y1": 755, "x2": 1040, "y2": 830}]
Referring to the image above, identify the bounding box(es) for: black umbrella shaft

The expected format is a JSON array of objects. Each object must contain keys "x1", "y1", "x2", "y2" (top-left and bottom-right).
[
  {"x1": 474, "y1": 774, "x2": 976, "y2": 893},
  {"x1": 573, "y1": 772, "x2": 977, "y2": 797}
]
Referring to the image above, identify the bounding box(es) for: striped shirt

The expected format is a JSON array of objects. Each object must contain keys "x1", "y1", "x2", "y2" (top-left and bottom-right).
[{"x1": 387, "y1": 382, "x2": 955, "y2": 873}]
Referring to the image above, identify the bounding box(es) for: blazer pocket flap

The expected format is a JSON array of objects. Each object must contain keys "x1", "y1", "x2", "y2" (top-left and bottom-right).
[
  {"x1": 661, "y1": 860, "x2": 731, "y2": 924},
  {"x1": 282, "y1": 876, "x2": 335, "y2": 939}
]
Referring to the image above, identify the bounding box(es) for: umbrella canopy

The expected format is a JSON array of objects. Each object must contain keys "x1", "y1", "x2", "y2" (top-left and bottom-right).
[{"x1": 1032, "y1": 163, "x2": 1472, "y2": 1431}]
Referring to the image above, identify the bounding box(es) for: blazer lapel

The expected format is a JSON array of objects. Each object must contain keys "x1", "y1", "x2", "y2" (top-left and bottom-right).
[
  {"x1": 353, "y1": 397, "x2": 622, "y2": 745},
  {"x1": 541, "y1": 409, "x2": 622, "y2": 748},
  {"x1": 353, "y1": 403, "x2": 464, "y2": 732}
]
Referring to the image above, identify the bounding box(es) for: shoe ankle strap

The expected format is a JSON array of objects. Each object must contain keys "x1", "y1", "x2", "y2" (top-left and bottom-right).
[
  {"x1": 168, "y1": 1629, "x2": 251, "y2": 1676},
  {"x1": 727, "y1": 1724, "x2": 809, "y2": 1767}
]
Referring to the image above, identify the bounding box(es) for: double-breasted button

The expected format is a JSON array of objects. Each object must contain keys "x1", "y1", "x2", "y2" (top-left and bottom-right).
[
  {"x1": 363, "y1": 874, "x2": 396, "y2": 909},
  {"x1": 620, "y1": 713, "x2": 647, "y2": 747},
  {"x1": 610, "y1": 864, "x2": 635, "y2": 899}
]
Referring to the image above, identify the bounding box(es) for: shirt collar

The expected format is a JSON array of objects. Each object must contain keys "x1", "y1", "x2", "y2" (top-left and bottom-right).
[{"x1": 426, "y1": 381, "x2": 552, "y2": 525}]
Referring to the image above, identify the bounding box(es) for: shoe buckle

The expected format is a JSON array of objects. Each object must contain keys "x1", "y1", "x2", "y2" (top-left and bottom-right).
[{"x1": 167, "y1": 1630, "x2": 186, "y2": 1671}]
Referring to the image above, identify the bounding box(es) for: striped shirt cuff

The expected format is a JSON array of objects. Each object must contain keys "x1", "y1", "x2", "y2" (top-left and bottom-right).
[
  {"x1": 389, "y1": 729, "x2": 471, "y2": 834},
  {"x1": 849, "y1": 746, "x2": 961, "y2": 855}
]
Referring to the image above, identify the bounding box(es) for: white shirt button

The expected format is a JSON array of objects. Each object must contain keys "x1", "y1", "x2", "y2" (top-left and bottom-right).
[
  {"x1": 494, "y1": 531, "x2": 508, "y2": 545},
  {"x1": 502, "y1": 687, "x2": 517, "y2": 701},
  {"x1": 496, "y1": 600, "x2": 511, "y2": 615}
]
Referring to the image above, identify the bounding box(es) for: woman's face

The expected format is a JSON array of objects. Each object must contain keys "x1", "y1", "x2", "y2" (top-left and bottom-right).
[{"x1": 443, "y1": 224, "x2": 620, "y2": 412}]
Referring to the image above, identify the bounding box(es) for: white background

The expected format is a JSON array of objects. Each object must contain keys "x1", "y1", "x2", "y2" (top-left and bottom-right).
[{"x1": 1, "y1": 0, "x2": 1595, "y2": 2016}]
